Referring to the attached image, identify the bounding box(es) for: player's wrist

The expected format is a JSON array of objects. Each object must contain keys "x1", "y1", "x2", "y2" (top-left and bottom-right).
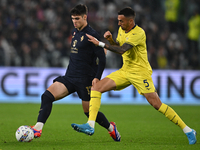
[{"x1": 99, "y1": 41, "x2": 105, "y2": 48}]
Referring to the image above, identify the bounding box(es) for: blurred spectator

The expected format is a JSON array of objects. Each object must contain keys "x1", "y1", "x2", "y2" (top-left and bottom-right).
[
  {"x1": 166, "y1": 33, "x2": 184, "y2": 69},
  {"x1": 187, "y1": 10, "x2": 200, "y2": 69},
  {"x1": 0, "y1": 0, "x2": 199, "y2": 70},
  {"x1": 187, "y1": 10, "x2": 200, "y2": 52},
  {"x1": 20, "y1": 43, "x2": 32, "y2": 66},
  {"x1": 164, "y1": 0, "x2": 180, "y2": 32},
  {"x1": 0, "y1": 37, "x2": 5, "y2": 66},
  {"x1": 157, "y1": 46, "x2": 168, "y2": 69},
  {"x1": 148, "y1": 45, "x2": 158, "y2": 69}
]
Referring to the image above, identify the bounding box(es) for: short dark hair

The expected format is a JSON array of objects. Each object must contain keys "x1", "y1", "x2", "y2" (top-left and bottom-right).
[
  {"x1": 118, "y1": 7, "x2": 136, "y2": 19},
  {"x1": 70, "y1": 4, "x2": 88, "y2": 16}
]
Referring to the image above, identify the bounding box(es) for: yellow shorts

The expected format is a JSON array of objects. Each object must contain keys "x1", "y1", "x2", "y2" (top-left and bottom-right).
[{"x1": 106, "y1": 69, "x2": 156, "y2": 95}]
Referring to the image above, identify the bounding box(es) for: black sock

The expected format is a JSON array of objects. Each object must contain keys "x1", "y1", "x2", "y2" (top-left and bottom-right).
[
  {"x1": 37, "y1": 90, "x2": 55, "y2": 123},
  {"x1": 84, "y1": 111, "x2": 110, "y2": 129}
]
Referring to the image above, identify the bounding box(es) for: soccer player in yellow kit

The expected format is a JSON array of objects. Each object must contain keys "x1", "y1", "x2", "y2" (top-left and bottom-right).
[{"x1": 71, "y1": 7, "x2": 197, "y2": 144}]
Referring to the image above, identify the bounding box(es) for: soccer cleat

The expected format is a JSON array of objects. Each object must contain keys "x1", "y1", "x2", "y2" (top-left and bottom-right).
[
  {"x1": 109, "y1": 122, "x2": 121, "y2": 142},
  {"x1": 31, "y1": 126, "x2": 42, "y2": 138},
  {"x1": 71, "y1": 123, "x2": 94, "y2": 135},
  {"x1": 185, "y1": 129, "x2": 197, "y2": 145}
]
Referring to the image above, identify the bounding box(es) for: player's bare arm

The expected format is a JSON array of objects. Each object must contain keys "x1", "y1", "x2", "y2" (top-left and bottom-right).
[
  {"x1": 86, "y1": 34, "x2": 132, "y2": 55},
  {"x1": 104, "y1": 43, "x2": 132, "y2": 55}
]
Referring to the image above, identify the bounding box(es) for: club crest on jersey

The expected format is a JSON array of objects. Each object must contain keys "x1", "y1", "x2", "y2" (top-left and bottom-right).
[
  {"x1": 71, "y1": 40, "x2": 78, "y2": 53},
  {"x1": 73, "y1": 40, "x2": 77, "y2": 47}
]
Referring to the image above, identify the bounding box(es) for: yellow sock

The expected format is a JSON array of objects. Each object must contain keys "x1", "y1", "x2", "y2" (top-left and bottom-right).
[
  {"x1": 158, "y1": 103, "x2": 186, "y2": 129},
  {"x1": 88, "y1": 90, "x2": 101, "y2": 122}
]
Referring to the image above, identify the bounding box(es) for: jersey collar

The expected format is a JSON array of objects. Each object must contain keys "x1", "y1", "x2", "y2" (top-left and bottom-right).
[
  {"x1": 125, "y1": 24, "x2": 137, "y2": 33},
  {"x1": 76, "y1": 24, "x2": 89, "y2": 32},
  {"x1": 132, "y1": 24, "x2": 137, "y2": 29}
]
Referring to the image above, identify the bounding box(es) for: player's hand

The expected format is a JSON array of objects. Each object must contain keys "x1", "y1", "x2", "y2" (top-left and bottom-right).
[
  {"x1": 104, "y1": 31, "x2": 112, "y2": 41},
  {"x1": 86, "y1": 34, "x2": 99, "y2": 45},
  {"x1": 92, "y1": 78, "x2": 100, "y2": 86}
]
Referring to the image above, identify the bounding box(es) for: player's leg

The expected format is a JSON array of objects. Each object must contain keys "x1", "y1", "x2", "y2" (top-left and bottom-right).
[
  {"x1": 144, "y1": 92, "x2": 196, "y2": 144},
  {"x1": 88, "y1": 77, "x2": 117, "y2": 127},
  {"x1": 87, "y1": 70, "x2": 131, "y2": 128},
  {"x1": 71, "y1": 78, "x2": 117, "y2": 135},
  {"x1": 82, "y1": 101, "x2": 121, "y2": 141},
  {"x1": 130, "y1": 73, "x2": 196, "y2": 144},
  {"x1": 144, "y1": 92, "x2": 188, "y2": 127},
  {"x1": 82, "y1": 101, "x2": 109, "y2": 129},
  {"x1": 71, "y1": 75, "x2": 121, "y2": 141},
  {"x1": 38, "y1": 81, "x2": 69, "y2": 123},
  {"x1": 32, "y1": 81, "x2": 69, "y2": 138},
  {"x1": 71, "y1": 70, "x2": 129, "y2": 138},
  {"x1": 71, "y1": 78, "x2": 119, "y2": 138},
  {"x1": 132, "y1": 74, "x2": 192, "y2": 132}
]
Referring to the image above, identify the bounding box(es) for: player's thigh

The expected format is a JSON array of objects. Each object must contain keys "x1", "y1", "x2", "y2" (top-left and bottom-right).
[
  {"x1": 103, "y1": 70, "x2": 131, "y2": 91},
  {"x1": 47, "y1": 81, "x2": 69, "y2": 100},
  {"x1": 74, "y1": 77, "x2": 92, "y2": 100},
  {"x1": 129, "y1": 73, "x2": 156, "y2": 95},
  {"x1": 91, "y1": 77, "x2": 117, "y2": 93}
]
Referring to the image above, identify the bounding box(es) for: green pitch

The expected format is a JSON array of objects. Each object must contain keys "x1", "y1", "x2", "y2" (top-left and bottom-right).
[{"x1": 0, "y1": 103, "x2": 199, "y2": 150}]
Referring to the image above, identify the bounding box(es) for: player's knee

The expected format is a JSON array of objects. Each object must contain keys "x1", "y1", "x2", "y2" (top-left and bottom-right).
[
  {"x1": 41, "y1": 90, "x2": 55, "y2": 104},
  {"x1": 91, "y1": 84, "x2": 98, "y2": 91},
  {"x1": 91, "y1": 84, "x2": 102, "y2": 93}
]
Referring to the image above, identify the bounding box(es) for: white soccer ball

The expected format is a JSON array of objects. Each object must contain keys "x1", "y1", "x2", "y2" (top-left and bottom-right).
[{"x1": 15, "y1": 125, "x2": 34, "y2": 142}]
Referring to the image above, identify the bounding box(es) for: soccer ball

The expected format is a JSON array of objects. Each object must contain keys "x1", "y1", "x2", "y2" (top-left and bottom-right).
[{"x1": 15, "y1": 125, "x2": 34, "y2": 142}]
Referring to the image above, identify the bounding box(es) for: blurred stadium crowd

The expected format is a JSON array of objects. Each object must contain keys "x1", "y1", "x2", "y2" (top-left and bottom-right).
[{"x1": 0, "y1": 0, "x2": 200, "y2": 69}]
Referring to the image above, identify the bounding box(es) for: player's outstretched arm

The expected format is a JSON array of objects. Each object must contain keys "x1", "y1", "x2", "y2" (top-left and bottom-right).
[{"x1": 86, "y1": 34, "x2": 133, "y2": 55}]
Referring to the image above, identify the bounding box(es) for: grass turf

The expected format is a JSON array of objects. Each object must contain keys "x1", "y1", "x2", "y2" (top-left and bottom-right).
[{"x1": 0, "y1": 103, "x2": 199, "y2": 150}]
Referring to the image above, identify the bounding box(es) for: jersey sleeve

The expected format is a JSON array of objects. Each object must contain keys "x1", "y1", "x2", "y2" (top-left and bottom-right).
[
  {"x1": 91, "y1": 33, "x2": 106, "y2": 80},
  {"x1": 94, "y1": 46, "x2": 106, "y2": 80}
]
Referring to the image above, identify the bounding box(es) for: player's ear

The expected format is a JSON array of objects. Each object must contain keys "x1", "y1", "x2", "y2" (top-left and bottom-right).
[
  {"x1": 83, "y1": 14, "x2": 87, "y2": 20},
  {"x1": 129, "y1": 18, "x2": 133, "y2": 24}
]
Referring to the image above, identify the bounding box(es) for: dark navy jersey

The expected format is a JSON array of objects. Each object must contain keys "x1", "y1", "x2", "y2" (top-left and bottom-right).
[{"x1": 65, "y1": 24, "x2": 106, "y2": 80}]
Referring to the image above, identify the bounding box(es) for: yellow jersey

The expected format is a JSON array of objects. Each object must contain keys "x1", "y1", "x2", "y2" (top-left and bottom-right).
[{"x1": 116, "y1": 25, "x2": 152, "y2": 75}]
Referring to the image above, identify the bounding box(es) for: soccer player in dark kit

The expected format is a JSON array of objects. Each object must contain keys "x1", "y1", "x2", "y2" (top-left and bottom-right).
[{"x1": 31, "y1": 4, "x2": 121, "y2": 142}]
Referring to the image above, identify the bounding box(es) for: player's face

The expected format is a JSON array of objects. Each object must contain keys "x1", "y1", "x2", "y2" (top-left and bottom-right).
[
  {"x1": 118, "y1": 15, "x2": 131, "y2": 32},
  {"x1": 71, "y1": 15, "x2": 87, "y2": 30}
]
